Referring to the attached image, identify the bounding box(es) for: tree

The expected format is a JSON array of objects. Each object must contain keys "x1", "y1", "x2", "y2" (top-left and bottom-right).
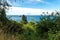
[
  {"x1": 0, "y1": 8, "x2": 8, "y2": 22},
  {"x1": 21, "y1": 15, "x2": 27, "y2": 24},
  {"x1": 0, "y1": 0, "x2": 11, "y2": 9}
]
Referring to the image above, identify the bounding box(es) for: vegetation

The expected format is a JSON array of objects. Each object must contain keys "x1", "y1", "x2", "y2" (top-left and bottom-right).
[
  {"x1": 21, "y1": 15, "x2": 27, "y2": 24},
  {"x1": 0, "y1": 7, "x2": 60, "y2": 40},
  {"x1": 1, "y1": 0, "x2": 60, "y2": 40}
]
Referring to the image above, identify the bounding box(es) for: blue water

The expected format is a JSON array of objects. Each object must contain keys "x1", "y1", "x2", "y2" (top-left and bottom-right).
[{"x1": 7, "y1": 15, "x2": 42, "y2": 22}]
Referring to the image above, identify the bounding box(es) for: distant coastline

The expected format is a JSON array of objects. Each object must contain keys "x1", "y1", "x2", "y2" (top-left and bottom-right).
[{"x1": 6, "y1": 15, "x2": 42, "y2": 22}]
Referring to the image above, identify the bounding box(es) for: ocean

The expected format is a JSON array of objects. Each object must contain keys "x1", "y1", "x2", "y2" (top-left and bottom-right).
[{"x1": 7, "y1": 15, "x2": 42, "y2": 22}]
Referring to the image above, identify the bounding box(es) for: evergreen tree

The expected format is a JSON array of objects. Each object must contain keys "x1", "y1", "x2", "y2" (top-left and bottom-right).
[
  {"x1": 21, "y1": 15, "x2": 27, "y2": 24},
  {"x1": 0, "y1": 8, "x2": 9, "y2": 24}
]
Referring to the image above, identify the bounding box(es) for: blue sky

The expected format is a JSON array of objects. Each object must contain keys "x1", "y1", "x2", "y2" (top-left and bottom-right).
[
  {"x1": 7, "y1": 0, "x2": 60, "y2": 10},
  {"x1": 6, "y1": 0, "x2": 60, "y2": 15}
]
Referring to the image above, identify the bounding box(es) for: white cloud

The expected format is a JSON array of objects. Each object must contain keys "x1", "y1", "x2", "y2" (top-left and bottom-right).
[{"x1": 6, "y1": 7, "x2": 53, "y2": 15}]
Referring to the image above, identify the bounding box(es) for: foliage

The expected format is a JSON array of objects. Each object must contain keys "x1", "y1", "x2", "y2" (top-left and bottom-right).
[
  {"x1": 1, "y1": 5, "x2": 60, "y2": 40},
  {"x1": 21, "y1": 15, "x2": 27, "y2": 24},
  {"x1": 0, "y1": 0, "x2": 11, "y2": 9}
]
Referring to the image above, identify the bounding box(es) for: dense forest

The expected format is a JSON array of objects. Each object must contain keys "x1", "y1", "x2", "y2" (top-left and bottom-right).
[{"x1": 0, "y1": 0, "x2": 60, "y2": 40}]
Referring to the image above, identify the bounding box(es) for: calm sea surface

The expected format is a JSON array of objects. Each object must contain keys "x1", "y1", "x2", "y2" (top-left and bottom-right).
[{"x1": 7, "y1": 15, "x2": 43, "y2": 22}]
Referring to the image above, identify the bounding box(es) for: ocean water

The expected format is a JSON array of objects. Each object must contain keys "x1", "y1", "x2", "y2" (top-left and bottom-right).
[{"x1": 7, "y1": 15, "x2": 42, "y2": 22}]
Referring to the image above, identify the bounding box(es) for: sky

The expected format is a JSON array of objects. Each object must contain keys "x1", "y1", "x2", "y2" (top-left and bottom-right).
[{"x1": 6, "y1": 0, "x2": 60, "y2": 15}]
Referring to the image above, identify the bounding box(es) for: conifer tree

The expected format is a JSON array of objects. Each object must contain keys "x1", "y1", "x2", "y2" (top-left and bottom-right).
[{"x1": 21, "y1": 15, "x2": 27, "y2": 24}]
